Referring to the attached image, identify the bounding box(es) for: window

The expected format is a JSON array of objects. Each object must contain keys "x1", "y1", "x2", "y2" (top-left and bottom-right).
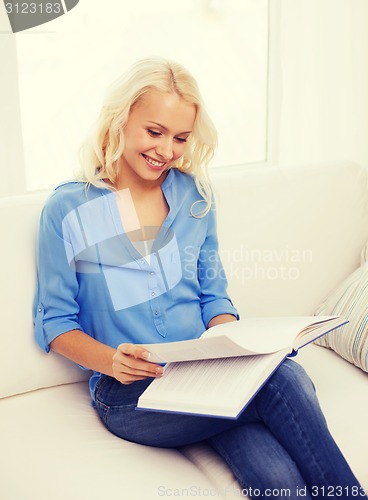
[{"x1": 10, "y1": 0, "x2": 269, "y2": 191}]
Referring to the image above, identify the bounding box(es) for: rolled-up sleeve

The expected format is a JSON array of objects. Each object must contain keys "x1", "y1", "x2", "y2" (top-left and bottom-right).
[
  {"x1": 198, "y1": 203, "x2": 239, "y2": 327},
  {"x1": 33, "y1": 193, "x2": 82, "y2": 352}
]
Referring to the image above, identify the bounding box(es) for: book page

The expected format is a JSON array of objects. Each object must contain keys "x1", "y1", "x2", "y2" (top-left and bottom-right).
[
  {"x1": 140, "y1": 316, "x2": 344, "y2": 363},
  {"x1": 293, "y1": 316, "x2": 348, "y2": 351},
  {"x1": 137, "y1": 349, "x2": 289, "y2": 418},
  {"x1": 202, "y1": 316, "x2": 342, "y2": 353},
  {"x1": 141, "y1": 335, "x2": 264, "y2": 364}
]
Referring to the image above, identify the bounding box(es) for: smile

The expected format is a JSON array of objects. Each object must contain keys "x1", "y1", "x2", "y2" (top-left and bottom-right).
[{"x1": 142, "y1": 154, "x2": 166, "y2": 168}]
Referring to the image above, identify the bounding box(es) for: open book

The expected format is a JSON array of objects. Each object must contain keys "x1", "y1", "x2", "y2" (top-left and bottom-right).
[{"x1": 136, "y1": 316, "x2": 347, "y2": 418}]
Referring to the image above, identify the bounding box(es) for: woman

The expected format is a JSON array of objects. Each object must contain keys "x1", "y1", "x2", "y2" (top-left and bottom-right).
[{"x1": 34, "y1": 57, "x2": 364, "y2": 498}]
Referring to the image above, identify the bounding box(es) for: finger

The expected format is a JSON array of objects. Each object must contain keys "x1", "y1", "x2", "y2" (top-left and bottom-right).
[
  {"x1": 115, "y1": 344, "x2": 162, "y2": 376},
  {"x1": 118, "y1": 343, "x2": 151, "y2": 360},
  {"x1": 113, "y1": 347, "x2": 164, "y2": 378},
  {"x1": 113, "y1": 359, "x2": 163, "y2": 379},
  {"x1": 113, "y1": 351, "x2": 162, "y2": 375}
]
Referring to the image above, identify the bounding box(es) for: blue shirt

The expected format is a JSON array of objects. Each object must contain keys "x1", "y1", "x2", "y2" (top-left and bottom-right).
[{"x1": 34, "y1": 168, "x2": 238, "y2": 400}]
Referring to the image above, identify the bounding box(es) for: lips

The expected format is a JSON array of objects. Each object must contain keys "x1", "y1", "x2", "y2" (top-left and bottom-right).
[{"x1": 141, "y1": 153, "x2": 166, "y2": 170}]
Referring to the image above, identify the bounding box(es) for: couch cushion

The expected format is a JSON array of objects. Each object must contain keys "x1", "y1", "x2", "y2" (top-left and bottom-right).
[
  {"x1": 0, "y1": 193, "x2": 90, "y2": 399},
  {"x1": 314, "y1": 252, "x2": 368, "y2": 372},
  {"x1": 180, "y1": 442, "x2": 243, "y2": 497},
  {"x1": 211, "y1": 162, "x2": 368, "y2": 317},
  {"x1": 0, "y1": 383, "x2": 224, "y2": 500}
]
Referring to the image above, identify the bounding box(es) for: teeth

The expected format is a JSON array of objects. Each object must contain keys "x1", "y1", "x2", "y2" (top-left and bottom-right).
[{"x1": 143, "y1": 154, "x2": 165, "y2": 167}]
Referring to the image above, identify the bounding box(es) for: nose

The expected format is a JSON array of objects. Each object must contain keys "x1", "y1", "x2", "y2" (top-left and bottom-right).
[{"x1": 156, "y1": 139, "x2": 173, "y2": 161}]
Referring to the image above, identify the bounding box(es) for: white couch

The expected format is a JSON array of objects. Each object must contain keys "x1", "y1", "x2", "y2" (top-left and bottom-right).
[{"x1": 1, "y1": 163, "x2": 367, "y2": 499}]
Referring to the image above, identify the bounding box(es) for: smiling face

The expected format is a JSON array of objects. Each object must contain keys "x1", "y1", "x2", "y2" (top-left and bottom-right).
[{"x1": 117, "y1": 90, "x2": 197, "y2": 188}]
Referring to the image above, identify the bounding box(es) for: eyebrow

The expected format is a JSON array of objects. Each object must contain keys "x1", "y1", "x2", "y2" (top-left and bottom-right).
[{"x1": 146, "y1": 121, "x2": 192, "y2": 135}]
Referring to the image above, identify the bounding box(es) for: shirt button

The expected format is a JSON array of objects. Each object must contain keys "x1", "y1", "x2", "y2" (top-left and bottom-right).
[
  {"x1": 151, "y1": 292, "x2": 155, "y2": 297},
  {"x1": 154, "y1": 311, "x2": 159, "y2": 316},
  {"x1": 150, "y1": 272, "x2": 154, "y2": 276},
  {"x1": 38, "y1": 308, "x2": 42, "y2": 312}
]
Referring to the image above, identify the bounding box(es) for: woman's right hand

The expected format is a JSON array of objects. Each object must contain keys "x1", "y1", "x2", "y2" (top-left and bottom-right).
[{"x1": 112, "y1": 343, "x2": 164, "y2": 384}]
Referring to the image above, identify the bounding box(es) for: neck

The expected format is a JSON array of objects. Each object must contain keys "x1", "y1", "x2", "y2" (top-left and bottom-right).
[{"x1": 111, "y1": 159, "x2": 169, "y2": 194}]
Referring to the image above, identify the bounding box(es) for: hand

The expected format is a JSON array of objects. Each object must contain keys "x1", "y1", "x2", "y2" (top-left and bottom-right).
[{"x1": 112, "y1": 343, "x2": 164, "y2": 385}]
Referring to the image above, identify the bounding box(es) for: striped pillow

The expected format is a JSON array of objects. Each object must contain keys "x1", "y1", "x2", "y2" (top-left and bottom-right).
[{"x1": 314, "y1": 257, "x2": 368, "y2": 373}]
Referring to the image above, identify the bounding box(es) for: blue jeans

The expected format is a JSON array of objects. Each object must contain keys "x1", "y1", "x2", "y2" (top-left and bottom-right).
[{"x1": 95, "y1": 359, "x2": 364, "y2": 499}]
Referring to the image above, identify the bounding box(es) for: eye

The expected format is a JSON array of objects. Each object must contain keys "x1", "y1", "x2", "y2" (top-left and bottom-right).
[
  {"x1": 175, "y1": 137, "x2": 188, "y2": 144},
  {"x1": 147, "y1": 129, "x2": 161, "y2": 137}
]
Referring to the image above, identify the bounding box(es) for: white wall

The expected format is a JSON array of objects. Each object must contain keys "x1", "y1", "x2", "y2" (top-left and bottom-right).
[
  {"x1": 276, "y1": 0, "x2": 368, "y2": 168},
  {"x1": 5, "y1": 1, "x2": 269, "y2": 192},
  {"x1": 0, "y1": 10, "x2": 26, "y2": 196},
  {"x1": 2, "y1": 0, "x2": 368, "y2": 198}
]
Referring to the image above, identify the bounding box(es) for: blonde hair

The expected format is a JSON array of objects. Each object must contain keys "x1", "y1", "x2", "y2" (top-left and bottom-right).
[{"x1": 78, "y1": 57, "x2": 217, "y2": 216}]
